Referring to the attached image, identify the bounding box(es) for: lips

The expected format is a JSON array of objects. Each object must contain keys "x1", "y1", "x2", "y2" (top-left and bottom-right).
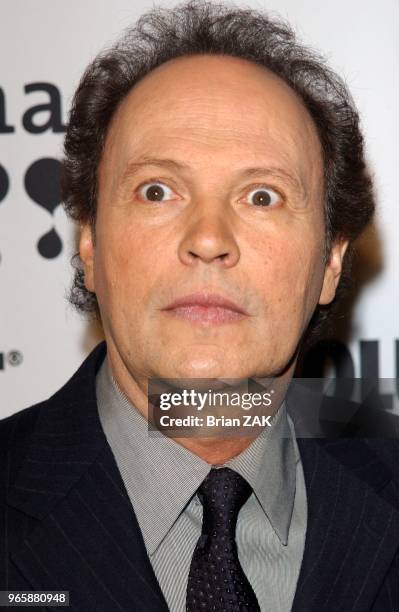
[{"x1": 161, "y1": 292, "x2": 248, "y2": 324}]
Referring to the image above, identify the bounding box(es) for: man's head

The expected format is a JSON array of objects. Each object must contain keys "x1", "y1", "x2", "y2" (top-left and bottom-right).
[{"x1": 62, "y1": 1, "x2": 374, "y2": 385}]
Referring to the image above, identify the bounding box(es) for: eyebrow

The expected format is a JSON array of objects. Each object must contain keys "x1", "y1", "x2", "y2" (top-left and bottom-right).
[
  {"x1": 120, "y1": 157, "x2": 190, "y2": 184},
  {"x1": 119, "y1": 156, "x2": 307, "y2": 198}
]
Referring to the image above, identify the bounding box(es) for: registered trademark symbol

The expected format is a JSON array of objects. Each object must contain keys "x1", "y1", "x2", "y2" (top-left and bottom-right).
[{"x1": 7, "y1": 350, "x2": 23, "y2": 366}]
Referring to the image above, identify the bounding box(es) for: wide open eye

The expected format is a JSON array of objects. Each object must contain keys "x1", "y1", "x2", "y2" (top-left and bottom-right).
[
  {"x1": 245, "y1": 186, "x2": 281, "y2": 207},
  {"x1": 138, "y1": 182, "x2": 175, "y2": 202}
]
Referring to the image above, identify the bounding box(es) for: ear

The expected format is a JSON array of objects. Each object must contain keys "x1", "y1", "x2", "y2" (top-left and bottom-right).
[
  {"x1": 79, "y1": 223, "x2": 95, "y2": 293},
  {"x1": 319, "y1": 239, "x2": 349, "y2": 305}
]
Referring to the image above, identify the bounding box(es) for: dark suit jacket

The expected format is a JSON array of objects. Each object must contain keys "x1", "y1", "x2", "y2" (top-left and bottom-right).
[{"x1": 2, "y1": 342, "x2": 399, "y2": 611}]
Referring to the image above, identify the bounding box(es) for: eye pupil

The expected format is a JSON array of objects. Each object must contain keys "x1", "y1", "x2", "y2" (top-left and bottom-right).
[
  {"x1": 252, "y1": 190, "x2": 271, "y2": 206},
  {"x1": 146, "y1": 184, "x2": 165, "y2": 201}
]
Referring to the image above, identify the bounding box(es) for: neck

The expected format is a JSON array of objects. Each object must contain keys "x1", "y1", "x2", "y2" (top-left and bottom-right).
[
  {"x1": 169, "y1": 435, "x2": 260, "y2": 464},
  {"x1": 106, "y1": 345, "x2": 295, "y2": 464}
]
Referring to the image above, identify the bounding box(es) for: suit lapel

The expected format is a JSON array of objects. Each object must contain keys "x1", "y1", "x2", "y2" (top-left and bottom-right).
[
  {"x1": 7, "y1": 343, "x2": 169, "y2": 611},
  {"x1": 292, "y1": 438, "x2": 399, "y2": 611}
]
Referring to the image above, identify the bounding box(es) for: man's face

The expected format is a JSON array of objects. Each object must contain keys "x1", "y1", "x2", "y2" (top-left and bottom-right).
[{"x1": 80, "y1": 55, "x2": 346, "y2": 384}]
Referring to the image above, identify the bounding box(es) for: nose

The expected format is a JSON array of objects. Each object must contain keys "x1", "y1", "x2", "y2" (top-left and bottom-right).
[{"x1": 177, "y1": 206, "x2": 240, "y2": 268}]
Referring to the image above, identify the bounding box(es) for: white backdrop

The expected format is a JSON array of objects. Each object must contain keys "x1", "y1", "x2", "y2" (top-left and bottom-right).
[{"x1": 1, "y1": 0, "x2": 398, "y2": 418}]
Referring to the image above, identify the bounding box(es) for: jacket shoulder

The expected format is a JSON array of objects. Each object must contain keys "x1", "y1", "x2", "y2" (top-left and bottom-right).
[
  {"x1": 0, "y1": 341, "x2": 107, "y2": 455},
  {"x1": 0, "y1": 402, "x2": 46, "y2": 507},
  {"x1": 366, "y1": 438, "x2": 399, "y2": 477},
  {"x1": 0, "y1": 402, "x2": 44, "y2": 453}
]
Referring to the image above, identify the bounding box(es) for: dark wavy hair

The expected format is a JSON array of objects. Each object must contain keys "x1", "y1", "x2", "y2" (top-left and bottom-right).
[{"x1": 61, "y1": 0, "x2": 375, "y2": 338}]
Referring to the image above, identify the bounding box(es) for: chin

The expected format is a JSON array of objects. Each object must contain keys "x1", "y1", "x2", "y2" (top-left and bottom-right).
[
  {"x1": 171, "y1": 360, "x2": 224, "y2": 380},
  {"x1": 164, "y1": 355, "x2": 253, "y2": 382}
]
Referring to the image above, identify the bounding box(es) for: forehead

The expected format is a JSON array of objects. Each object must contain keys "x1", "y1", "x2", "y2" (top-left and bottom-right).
[{"x1": 100, "y1": 54, "x2": 323, "y2": 194}]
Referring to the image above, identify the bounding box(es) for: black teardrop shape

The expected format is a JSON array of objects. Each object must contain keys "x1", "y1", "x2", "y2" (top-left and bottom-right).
[
  {"x1": 25, "y1": 158, "x2": 61, "y2": 214},
  {"x1": 0, "y1": 164, "x2": 9, "y2": 203},
  {"x1": 37, "y1": 227, "x2": 63, "y2": 259}
]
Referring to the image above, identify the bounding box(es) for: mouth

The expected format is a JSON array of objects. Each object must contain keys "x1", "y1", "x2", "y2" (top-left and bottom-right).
[{"x1": 160, "y1": 292, "x2": 249, "y2": 325}]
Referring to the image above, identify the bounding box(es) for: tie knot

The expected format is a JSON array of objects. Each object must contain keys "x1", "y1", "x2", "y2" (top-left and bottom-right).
[{"x1": 198, "y1": 468, "x2": 252, "y2": 533}]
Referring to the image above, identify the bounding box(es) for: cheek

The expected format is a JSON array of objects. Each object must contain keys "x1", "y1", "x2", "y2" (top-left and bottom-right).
[
  {"x1": 93, "y1": 221, "x2": 160, "y2": 314},
  {"x1": 251, "y1": 230, "x2": 325, "y2": 319}
]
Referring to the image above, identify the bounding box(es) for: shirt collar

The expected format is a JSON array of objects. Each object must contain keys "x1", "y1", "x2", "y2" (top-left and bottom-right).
[
  {"x1": 96, "y1": 356, "x2": 298, "y2": 553},
  {"x1": 226, "y1": 405, "x2": 298, "y2": 545}
]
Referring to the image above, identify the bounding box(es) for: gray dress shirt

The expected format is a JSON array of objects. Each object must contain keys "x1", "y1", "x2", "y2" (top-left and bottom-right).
[{"x1": 96, "y1": 357, "x2": 307, "y2": 612}]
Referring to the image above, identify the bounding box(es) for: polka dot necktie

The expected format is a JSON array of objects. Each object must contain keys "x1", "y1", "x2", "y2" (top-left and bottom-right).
[{"x1": 186, "y1": 467, "x2": 261, "y2": 611}]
